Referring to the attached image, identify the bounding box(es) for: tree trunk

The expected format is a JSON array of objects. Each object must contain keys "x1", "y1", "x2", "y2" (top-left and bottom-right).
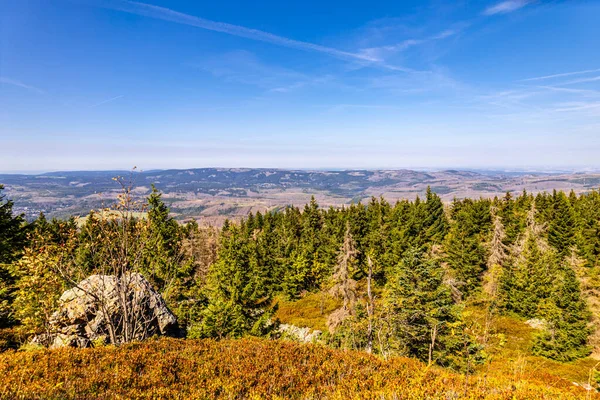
[
  {"x1": 366, "y1": 255, "x2": 374, "y2": 354},
  {"x1": 428, "y1": 323, "x2": 438, "y2": 366}
]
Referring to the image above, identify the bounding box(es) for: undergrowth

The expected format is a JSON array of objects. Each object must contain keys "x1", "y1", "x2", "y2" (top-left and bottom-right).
[
  {"x1": 0, "y1": 337, "x2": 596, "y2": 399},
  {"x1": 275, "y1": 292, "x2": 341, "y2": 332}
]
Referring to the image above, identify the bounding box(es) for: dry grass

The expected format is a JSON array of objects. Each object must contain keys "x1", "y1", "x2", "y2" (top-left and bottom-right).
[
  {"x1": 274, "y1": 292, "x2": 342, "y2": 332},
  {"x1": 465, "y1": 306, "x2": 598, "y2": 385},
  {"x1": 276, "y1": 291, "x2": 599, "y2": 389}
]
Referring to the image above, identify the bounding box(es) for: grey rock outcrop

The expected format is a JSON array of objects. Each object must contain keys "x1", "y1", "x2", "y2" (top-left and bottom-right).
[
  {"x1": 279, "y1": 324, "x2": 322, "y2": 343},
  {"x1": 525, "y1": 318, "x2": 547, "y2": 330},
  {"x1": 37, "y1": 273, "x2": 177, "y2": 348}
]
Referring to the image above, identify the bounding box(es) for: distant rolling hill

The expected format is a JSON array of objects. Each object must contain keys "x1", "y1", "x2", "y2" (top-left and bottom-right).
[{"x1": 2, "y1": 168, "x2": 600, "y2": 223}]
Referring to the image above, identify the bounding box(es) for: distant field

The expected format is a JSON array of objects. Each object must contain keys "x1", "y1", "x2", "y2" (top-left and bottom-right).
[
  {"x1": 2, "y1": 168, "x2": 600, "y2": 223},
  {"x1": 74, "y1": 210, "x2": 148, "y2": 227}
]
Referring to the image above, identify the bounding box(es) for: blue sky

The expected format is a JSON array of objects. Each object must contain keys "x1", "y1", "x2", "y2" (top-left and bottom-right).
[{"x1": 1, "y1": 0, "x2": 599, "y2": 172}]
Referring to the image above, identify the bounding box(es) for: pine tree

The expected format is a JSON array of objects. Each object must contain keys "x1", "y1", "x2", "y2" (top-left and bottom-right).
[
  {"x1": 444, "y1": 201, "x2": 487, "y2": 297},
  {"x1": 387, "y1": 200, "x2": 412, "y2": 272},
  {"x1": 579, "y1": 217, "x2": 600, "y2": 268},
  {"x1": 0, "y1": 265, "x2": 15, "y2": 329},
  {"x1": 144, "y1": 185, "x2": 183, "y2": 290},
  {"x1": 405, "y1": 196, "x2": 424, "y2": 248},
  {"x1": 346, "y1": 202, "x2": 368, "y2": 275},
  {"x1": 498, "y1": 192, "x2": 517, "y2": 245},
  {"x1": 548, "y1": 191, "x2": 576, "y2": 258},
  {"x1": 195, "y1": 225, "x2": 275, "y2": 339},
  {"x1": 534, "y1": 192, "x2": 553, "y2": 226},
  {"x1": 577, "y1": 190, "x2": 600, "y2": 268},
  {"x1": 296, "y1": 196, "x2": 326, "y2": 291},
  {"x1": 532, "y1": 263, "x2": 591, "y2": 361},
  {"x1": 281, "y1": 252, "x2": 310, "y2": 299},
  {"x1": 365, "y1": 197, "x2": 391, "y2": 280},
  {"x1": 0, "y1": 185, "x2": 29, "y2": 328},
  {"x1": 498, "y1": 200, "x2": 591, "y2": 361},
  {"x1": 0, "y1": 185, "x2": 28, "y2": 264},
  {"x1": 384, "y1": 247, "x2": 462, "y2": 365},
  {"x1": 497, "y1": 192, "x2": 529, "y2": 247},
  {"x1": 423, "y1": 187, "x2": 448, "y2": 245},
  {"x1": 500, "y1": 233, "x2": 554, "y2": 317}
]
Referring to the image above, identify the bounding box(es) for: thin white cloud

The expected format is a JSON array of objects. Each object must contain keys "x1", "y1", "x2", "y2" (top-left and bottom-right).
[
  {"x1": 269, "y1": 76, "x2": 334, "y2": 93},
  {"x1": 551, "y1": 102, "x2": 600, "y2": 113},
  {"x1": 483, "y1": 0, "x2": 533, "y2": 15},
  {"x1": 431, "y1": 29, "x2": 458, "y2": 40},
  {"x1": 325, "y1": 104, "x2": 405, "y2": 113},
  {"x1": 91, "y1": 95, "x2": 124, "y2": 107},
  {"x1": 0, "y1": 77, "x2": 45, "y2": 94},
  {"x1": 533, "y1": 85, "x2": 600, "y2": 96},
  {"x1": 520, "y1": 68, "x2": 600, "y2": 82},
  {"x1": 556, "y1": 76, "x2": 600, "y2": 86},
  {"x1": 99, "y1": 0, "x2": 380, "y2": 63},
  {"x1": 193, "y1": 50, "x2": 336, "y2": 93},
  {"x1": 358, "y1": 28, "x2": 459, "y2": 61}
]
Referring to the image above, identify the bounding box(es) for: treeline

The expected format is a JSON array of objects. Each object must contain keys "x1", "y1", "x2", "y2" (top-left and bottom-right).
[
  {"x1": 0, "y1": 182, "x2": 596, "y2": 368},
  {"x1": 204, "y1": 188, "x2": 593, "y2": 365}
]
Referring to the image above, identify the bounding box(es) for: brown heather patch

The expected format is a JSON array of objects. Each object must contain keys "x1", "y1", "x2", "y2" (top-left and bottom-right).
[{"x1": 0, "y1": 337, "x2": 596, "y2": 400}]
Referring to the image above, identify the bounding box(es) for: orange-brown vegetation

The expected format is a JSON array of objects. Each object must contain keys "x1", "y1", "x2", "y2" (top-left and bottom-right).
[{"x1": 0, "y1": 337, "x2": 596, "y2": 400}]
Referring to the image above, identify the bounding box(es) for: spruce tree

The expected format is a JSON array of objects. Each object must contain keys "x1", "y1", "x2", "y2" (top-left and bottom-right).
[
  {"x1": 408, "y1": 195, "x2": 428, "y2": 248},
  {"x1": 0, "y1": 185, "x2": 28, "y2": 264},
  {"x1": 384, "y1": 247, "x2": 462, "y2": 365},
  {"x1": 534, "y1": 192, "x2": 553, "y2": 226},
  {"x1": 0, "y1": 265, "x2": 15, "y2": 329},
  {"x1": 281, "y1": 252, "x2": 310, "y2": 299},
  {"x1": 144, "y1": 185, "x2": 183, "y2": 290},
  {"x1": 444, "y1": 202, "x2": 487, "y2": 297},
  {"x1": 498, "y1": 203, "x2": 591, "y2": 361},
  {"x1": 498, "y1": 192, "x2": 518, "y2": 245},
  {"x1": 577, "y1": 190, "x2": 600, "y2": 268},
  {"x1": 0, "y1": 185, "x2": 28, "y2": 328},
  {"x1": 365, "y1": 197, "x2": 391, "y2": 279},
  {"x1": 297, "y1": 196, "x2": 326, "y2": 290},
  {"x1": 196, "y1": 225, "x2": 274, "y2": 338},
  {"x1": 500, "y1": 233, "x2": 554, "y2": 317},
  {"x1": 548, "y1": 191, "x2": 576, "y2": 258},
  {"x1": 424, "y1": 187, "x2": 448, "y2": 245},
  {"x1": 579, "y1": 217, "x2": 600, "y2": 268},
  {"x1": 387, "y1": 200, "x2": 412, "y2": 270},
  {"x1": 532, "y1": 263, "x2": 591, "y2": 361}
]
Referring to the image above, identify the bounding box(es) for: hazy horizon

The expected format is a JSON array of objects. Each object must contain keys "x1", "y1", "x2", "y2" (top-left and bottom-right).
[{"x1": 1, "y1": 165, "x2": 599, "y2": 176}]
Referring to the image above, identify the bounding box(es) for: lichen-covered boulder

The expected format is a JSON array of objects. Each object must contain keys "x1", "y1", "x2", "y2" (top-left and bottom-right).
[
  {"x1": 41, "y1": 273, "x2": 177, "y2": 348},
  {"x1": 279, "y1": 324, "x2": 322, "y2": 343}
]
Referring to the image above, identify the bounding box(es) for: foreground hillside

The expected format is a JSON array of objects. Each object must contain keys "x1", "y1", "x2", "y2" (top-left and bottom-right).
[
  {"x1": 1, "y1": 182, "x2": 599, "y2": 398},
  {"x1": 0, "y1": 338, "x2": 595, "y2": 400}
]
